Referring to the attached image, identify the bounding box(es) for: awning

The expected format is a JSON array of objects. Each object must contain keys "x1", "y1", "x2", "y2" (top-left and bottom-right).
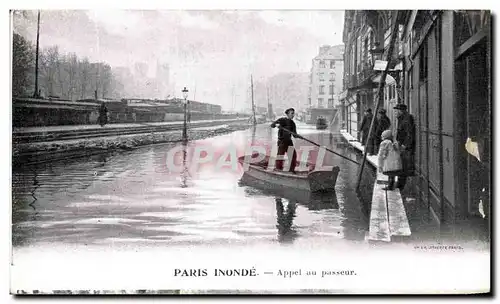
[
  {"x1": 372, "y1": 73, "x2": 396, "y2": 84},
  {"x1": 339, "y1": 90, "x2": 348, "y2": 100},
  {"x1": 347, "y1": 81, "x2": 378, "y2": 93},
  {"x1": 345, "y1": 94, "x2": 357, "y2": 107}
]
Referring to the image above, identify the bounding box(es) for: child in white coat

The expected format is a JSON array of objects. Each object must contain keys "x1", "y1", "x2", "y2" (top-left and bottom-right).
[{"x1": 377, "y1": 129, "x2": 403, "y2": 190}]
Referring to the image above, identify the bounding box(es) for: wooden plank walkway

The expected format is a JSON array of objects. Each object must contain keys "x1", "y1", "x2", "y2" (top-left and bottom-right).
[
  {"x1": 369, "y1": 172, "x2": 392, "y2": 242},
  {"x1": 340, "y1": 130, "x2": 411, "y2": 242},
  {"x1": 387, "y1": 187, "x2": 412, "y2": 237}
]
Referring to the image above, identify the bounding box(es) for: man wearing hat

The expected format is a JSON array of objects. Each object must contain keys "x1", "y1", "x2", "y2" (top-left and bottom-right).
[
  {"x1": 271, "y1": 108, "x2": 302, "y2": 172},
  {"x1": 393, "y1": 103, "x2": 415, "y2": 190},
  {"x1": 359, "y1": 108, "x2": 377, "y2": 155},
  {"x1": 374, "y1": 108, "x2": 391, "y2": 153}
]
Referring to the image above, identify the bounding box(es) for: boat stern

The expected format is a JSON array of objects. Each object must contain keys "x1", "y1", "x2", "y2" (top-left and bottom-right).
[{"x1": 308, "y1": 166, "x2": 340, "y2": 192}]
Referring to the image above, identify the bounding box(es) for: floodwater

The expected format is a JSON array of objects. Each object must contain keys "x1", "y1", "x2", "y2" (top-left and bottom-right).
[
  {"x1": 10, "y1": 120, "x2": 491, "y2": 294},
  {"x1": 12, "y1": 120, "x2": 377, "y2": 249}
]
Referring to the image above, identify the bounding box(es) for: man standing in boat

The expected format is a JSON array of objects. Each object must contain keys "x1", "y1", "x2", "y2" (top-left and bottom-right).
[{"x1": 270, "y1": 108, "x2": 302, "y2": 173}]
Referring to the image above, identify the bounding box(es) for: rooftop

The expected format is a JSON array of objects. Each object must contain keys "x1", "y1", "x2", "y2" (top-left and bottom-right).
[{"x1": 314, "y1": 44, "x2": 345, "y2": 60}]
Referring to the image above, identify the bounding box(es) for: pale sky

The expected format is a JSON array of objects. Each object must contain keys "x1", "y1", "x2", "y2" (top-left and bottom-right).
[{"x1": 13, "y1": 10, "x2": 344, "y2": 109}]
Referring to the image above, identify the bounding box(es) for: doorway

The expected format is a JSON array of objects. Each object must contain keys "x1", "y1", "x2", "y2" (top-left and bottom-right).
[{"x1": 455, "y1": 38, "x2": 490, "y2": 220}]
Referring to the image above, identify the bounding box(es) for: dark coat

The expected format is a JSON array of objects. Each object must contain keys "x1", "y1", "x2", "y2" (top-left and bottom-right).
[
  {"x1": 271, "y1": 117, "x2": 298, "y2": 144},
  {"x1": 98, "y1": 103, "x2": 108, "y2": 126},
  {"x1": 395, "y1": 112, "x2": 416, "y2": 176},
  {"x1": 359, "y1": 113, "x2": 377, "y2": 154},
  {"x1": 360, "y1": 113, "x2": 374, "y2": 133},
  {"x1": 375, "y1": 115, "x2": 391, "y2": 138}
]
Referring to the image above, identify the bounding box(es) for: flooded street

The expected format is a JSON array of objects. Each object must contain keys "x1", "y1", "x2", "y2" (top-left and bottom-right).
[
  {"x1": 10, "y1": 121, "x2": 490, "y2": 294},
  {"x1": 12, "y1": 121, "x2": 376, "y2": 249}
]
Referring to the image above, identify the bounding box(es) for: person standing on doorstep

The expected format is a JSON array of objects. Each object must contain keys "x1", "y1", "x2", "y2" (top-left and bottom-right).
[
  {"x1": 377, "y1": 130, "x2": 402, "y2": 190},
  {"x1": 359, "y1": 108, "x2": 372, "y2": 146},
  {"x1": 394, "y1": 103, "x2": 416, "y2": 190},
  {"x1": 375, "y1": 108, "x2": 391, "y2": 153},
  {"x1": 270, "y1": 108, "x2": 302, "y2": 173}
]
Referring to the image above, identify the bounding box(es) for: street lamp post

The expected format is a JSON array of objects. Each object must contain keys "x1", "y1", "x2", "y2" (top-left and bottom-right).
[
  {"x1": 182, "y1": 87, "x2": 189, "y2": 141},
  {"x1": 33, "y1": 10, "x2": 40, "y2": 98}
]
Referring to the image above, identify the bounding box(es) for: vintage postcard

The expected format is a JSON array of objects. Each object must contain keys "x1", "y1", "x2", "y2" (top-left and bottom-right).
[{"x1": 9, "y1": 6, "x2": 491, "y2": 295}]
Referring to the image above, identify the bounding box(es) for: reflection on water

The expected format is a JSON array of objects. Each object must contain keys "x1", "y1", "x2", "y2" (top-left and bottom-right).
[
  {"x1": 180, "y1": 141, "x2": 189, "y2": 188},
  {"x1": 239, "y1": 174, "x2": 339, "y2": 212},
  {"x1": 12, "y1": 120, "x2": 375, "y2": 248},
  {"x1": 275, "y1": 198, "x2": 297, "y2": 243}
]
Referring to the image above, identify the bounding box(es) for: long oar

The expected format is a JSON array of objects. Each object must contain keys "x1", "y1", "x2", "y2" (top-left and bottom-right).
[{"x1": 278, "y1": 126, "x2": 361, "y2": 165}]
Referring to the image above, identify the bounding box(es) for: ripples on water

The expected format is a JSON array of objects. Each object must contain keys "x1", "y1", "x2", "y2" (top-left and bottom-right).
[{"x1": 12, "y1": 122, "x2": 376, "y2": 248}]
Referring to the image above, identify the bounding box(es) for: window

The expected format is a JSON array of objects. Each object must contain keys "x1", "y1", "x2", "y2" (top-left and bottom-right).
[
  {"x1": 454, "y1": 11, "x2": 490, "y2": 49},
  {"x1": 407, "y1": 68, "x2": 413, "y2": 110},
  {"x1": 308, "y1": 98, "x2": 311, "y2": 105},
  {"x1": 419, "y1": 41, "x2": 428, "y2": 82},
  {"x1": 398, "y1": 24, "x2": 404, "y2": 56},
  {"x1": 319, "y1": 60, "x2": 326, "y2": 68},
  {"x1": 330, "y1": 60, "x2": 335, "y2": 69},
  {"x1": 319, "y1": 72, "x2": 325, "y2": 81},
  {"x1": 408, "y1": 67, "x2": 413, "y2": 90},
  {"x1": 329, "y1": 85, "x2": 334, "y2": 95},
  {"x1": 364, "y1": 36, "x2": 369, "y2": 64},
  {"x1": 317, "y1": 98, "x2": 324, "y2": 107},
  {"x1": 367, "y1": 31, "x2": 374, "y2": 66},
  {"x1": 369, "y1": 31, "x2": 374, "y2": 50},
  {"x1": 357, "y1": 37, "x2": 362, "y2": 70},
  {"x1": 350, "y1": 44, "x2": 356, "y2": 74},
  {"x1": 328, "y1": 99, "x2": 334, "y2": 108},
  {"x1": 319, "y1": 85, "x2": 325, "y2": 94}
]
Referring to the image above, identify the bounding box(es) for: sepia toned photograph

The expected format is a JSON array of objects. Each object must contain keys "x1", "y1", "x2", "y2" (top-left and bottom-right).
[{"x1": 9, "y1": 7, "x2": 491, "y2": 295}]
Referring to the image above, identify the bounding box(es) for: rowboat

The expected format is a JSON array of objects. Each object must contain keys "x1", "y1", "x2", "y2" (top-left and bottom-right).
[{"x1": 238, "y1": 155, "x2": 340, "y2": 193}]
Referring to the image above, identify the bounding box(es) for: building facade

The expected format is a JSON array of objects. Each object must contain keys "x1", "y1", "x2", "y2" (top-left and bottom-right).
[
  {"x1": 307, "y1": 45, "x2": 344, "y2": 123},
  {"x1": 341, "y1": 10, "x2": 491, "y2": 232},
  {"x1": 401, "y1": 10, "x2": 491, "y2": 228},
  {"x1": 340, "y1": 11, "x2": 404, "y2": 140}
]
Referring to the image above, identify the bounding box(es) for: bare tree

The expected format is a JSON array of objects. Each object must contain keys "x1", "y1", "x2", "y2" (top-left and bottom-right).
[
  {"x1": 12, "y1": 31, "x2": 151, "y2": 101},
  {"x1": 56, "y1": 54, "x2": 67, "y2": 98},
  {"x1": 65, "y1": 53, "x2": 78, "y2": 100},
  {"x1": 40, "y1": 46, "x2": 59, "y2": 96},
  {"x1": 79, "y1": 58, "x2": 90, "y2": 99},
  {"x1": 12, "y1": 33, "x2": 35, "y2": 97},
  {"x1": 100, "y1": 64, "x2": 112, "y2": 99}
]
